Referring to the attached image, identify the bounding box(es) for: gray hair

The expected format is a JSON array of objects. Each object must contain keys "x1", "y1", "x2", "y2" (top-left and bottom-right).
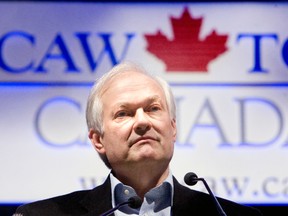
[{"x1": 85, "y1": 62, "x2": 176, "y2": 167}]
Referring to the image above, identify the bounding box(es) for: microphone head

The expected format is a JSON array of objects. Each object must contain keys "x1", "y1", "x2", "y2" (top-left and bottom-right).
[
  {"x1": 128, "y1": 196, "x2": 142, "y2": 209},
  {"x1": 184, "y1": 172, "x2": 199, "y2": 186}
]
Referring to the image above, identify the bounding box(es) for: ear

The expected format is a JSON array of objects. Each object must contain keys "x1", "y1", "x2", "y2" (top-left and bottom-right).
[
  {"x1": 171, "y1": 118, "x2": 177, "y2": 142},
  {"x1": 88, "y1": 129, "x2": 106, "y2": 154}
]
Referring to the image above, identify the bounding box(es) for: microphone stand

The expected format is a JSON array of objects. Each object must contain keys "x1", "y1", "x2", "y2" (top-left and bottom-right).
[
  {"x1": 195, "y1": 177, "x2": 227, "y2": 216},
  {"x1": 184, "y1": 172, "x2": 227, "y2": 216},
  {"x1": 100, "y1": 196, "x2": 142, "y2": 216},
  {"x1": 100, "y1": 200, "x2": 131, "y2": 216}
]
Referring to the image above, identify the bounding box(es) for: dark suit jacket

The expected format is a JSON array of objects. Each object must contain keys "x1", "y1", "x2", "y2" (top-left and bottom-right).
[{"x1": 14, "y1": 176, "x2": 262, "y2": 216}]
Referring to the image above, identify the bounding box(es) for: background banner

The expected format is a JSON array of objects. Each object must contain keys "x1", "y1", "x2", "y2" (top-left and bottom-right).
[{"x1": 0, "y1": 2, "x2": 287, "y2": 204}]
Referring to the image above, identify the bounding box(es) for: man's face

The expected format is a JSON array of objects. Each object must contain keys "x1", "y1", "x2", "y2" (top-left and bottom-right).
[{"x1": 93, "y1": 71, "x2": 177, "y2": 171}]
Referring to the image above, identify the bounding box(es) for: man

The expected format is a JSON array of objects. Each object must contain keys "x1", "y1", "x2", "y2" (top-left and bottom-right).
[{"x1": 14, "y1": 62, "x2": 262, "y2": 215}]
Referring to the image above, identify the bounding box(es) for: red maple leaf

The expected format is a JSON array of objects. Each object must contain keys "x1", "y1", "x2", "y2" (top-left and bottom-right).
[{"x1": 144, "y1": 7, "x2": 228, "y2": 72}]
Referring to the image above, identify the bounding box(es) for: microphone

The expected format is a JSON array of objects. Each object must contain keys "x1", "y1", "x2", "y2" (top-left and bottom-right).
[
  {"x1": 184, "y1": 172, "x2": 227, "y2": 216},
  {"x1": 100, "y1": 195, "x2": 142, "y2": 216}
]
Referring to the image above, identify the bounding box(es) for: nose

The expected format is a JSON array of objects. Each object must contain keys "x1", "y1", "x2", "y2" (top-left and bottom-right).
[{"x1": 133, "y1": 109, "x2": 151, "y2": 134}]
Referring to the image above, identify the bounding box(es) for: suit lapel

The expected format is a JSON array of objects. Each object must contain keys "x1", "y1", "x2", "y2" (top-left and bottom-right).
[
  {"x1": 80, "y1": 176, "x2": 114, "y2": 216},
  {"x1": 172, "y1": 176, "x2": 189, "y2": 216},
  {"x1": 172, "y1": 176, "x2": 203, "y2": 216}
]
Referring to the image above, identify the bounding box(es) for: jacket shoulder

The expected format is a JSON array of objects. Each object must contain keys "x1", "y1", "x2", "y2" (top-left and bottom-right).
[
  {"x1": 14, "y1": 177, "x2": 112, "y2": 216},
  {"x1": 14, "y1": 190, "x2": 91, "y2": 216}
]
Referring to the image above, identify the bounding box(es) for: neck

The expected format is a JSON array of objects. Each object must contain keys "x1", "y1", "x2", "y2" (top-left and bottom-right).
[{"x1": 112, "y1": 164, "x2": 170, "y2": 199}]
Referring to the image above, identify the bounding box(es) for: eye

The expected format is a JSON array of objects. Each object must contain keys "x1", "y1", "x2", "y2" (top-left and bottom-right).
[
  {"x1": 115, "y1": 110, "x2": 130, "y2": 118},
  {"x1": 148, "y1": 105, "x2": 161, "y2": 112}
]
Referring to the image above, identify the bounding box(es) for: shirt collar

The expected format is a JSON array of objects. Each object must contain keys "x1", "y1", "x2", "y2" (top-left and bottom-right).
[{"x1": 110, "y1": 171, "x2": 174, "y2": 214}]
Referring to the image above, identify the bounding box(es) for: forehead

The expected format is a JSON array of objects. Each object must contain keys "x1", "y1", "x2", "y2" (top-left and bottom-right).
[{"x1": 100, "y1": 71, "x2": 165, "y2": 103}]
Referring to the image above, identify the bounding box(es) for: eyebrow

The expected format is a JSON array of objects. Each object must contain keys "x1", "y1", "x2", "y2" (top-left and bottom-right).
[{"x1": 114, "y1": 95, "x2": 163, "y2": 109}]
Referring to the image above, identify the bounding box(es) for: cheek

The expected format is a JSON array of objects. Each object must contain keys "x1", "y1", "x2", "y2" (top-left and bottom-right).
[
  {"x1": 161, "y1": 121, "x2": 177, "y2": 148},
  {"x1": 103, "y1": 123, "x2": 131, "y2": 145}
]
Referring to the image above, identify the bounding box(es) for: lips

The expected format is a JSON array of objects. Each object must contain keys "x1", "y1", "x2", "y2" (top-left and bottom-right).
[{"x1": 130, "y1": 136, "x2": 159, "y2": 146}]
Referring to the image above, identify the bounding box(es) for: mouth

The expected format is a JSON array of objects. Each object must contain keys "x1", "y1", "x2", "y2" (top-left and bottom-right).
[{"x1": 131, "y1": 136, "x2": 159, "y2": 146}]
